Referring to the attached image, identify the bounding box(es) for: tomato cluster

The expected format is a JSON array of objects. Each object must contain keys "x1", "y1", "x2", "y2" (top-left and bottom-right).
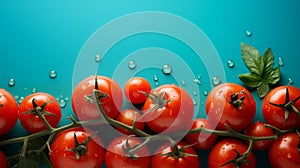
[{"x1": 1, "y1": 75, "x2": 300, "y2": 168}]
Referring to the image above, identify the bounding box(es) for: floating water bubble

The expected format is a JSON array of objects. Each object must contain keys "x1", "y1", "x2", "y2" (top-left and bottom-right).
[
  {"x1": 18, "y1": 97, "x2": 24, "y2": 104},
  {"x1": 278, "y1": 57, "x2": 284, "y2": 66},
  {"x1": 59, "y1": 100, "x2": 66, "y2": 108},
  {"x1": 193, "y1": 79, "x2": 201, "y2": 85},
  {"x1": 203, "y1": 90, "x2": 208, "y2": 96},
  {"x1": 31, "y1": 88, "x2": 37, "y2": 93},
  {"x1": 227, "y1": 60, "x2": 235, "y2": 68},
  {"x1": 64, "y1": 96, "x2": 69, "y2": 101},
  {"x1": 128, "y1": 61, "x2": 137, "y2": 69},
  {"x1": 162, "y1": 64, "x2": 172, "y2": 75},
  {"x1": 245, "y1": 30, "x2": 252, "y2": 37},
  {"x1": 155, "y1": 81, "x2": 159, "y2": 86},
  {"x1": 181, "y1": 80, "x2": 186, "y2": 86},
  {"x1": 212, "y1": 76, "x2": 221, "y2": 86},
  {"x1": 192, "y1": 99, "x2": 197, "y2": 105},
  {"x1": 153, "y1": 74, "x2": 158, "y2": 81},
  {"x1": 49, "y1": 70, "x2": 57, "y2": 78},
  {"x1": 14, "y1": 95, "x2": 20, "y2": 100},
  {"x1": 193, "y1": 91, "x2": 198, "y2": 96},
  {"x1": 24, "y1": 88, "x2": 28, "y2": 91},
  {"x1": 95, "y1": 54, "x2": 102, "y2": 62},
  {"x1": 288, "y1": 78, "x2": 293, "y2": 84},
  {"x1": 8, "y1": 78, "x2": 15, "y2": 86}
]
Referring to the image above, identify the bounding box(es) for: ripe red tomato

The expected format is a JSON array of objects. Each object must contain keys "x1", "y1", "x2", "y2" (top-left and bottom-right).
[
  {"x1": 208, "y1": 139, "x2": 256, "y2": 168},
  {"x1": 151, "y1": 141, "x2": 200, "y2": 168},
  {"x1": 0, "y1": 150, "x2": 8, "y2": 168},
  {"x1": 142, "y1": 84, "x2": 194, "y2": 133},
  {"x1": 105, "y1": 136, "x2": 151, "y2": 168},
  {"x1": 124, "y1": 77, "x2": 152, "y2": 104},
  {"x1": 72, "y1": 76, "x2": 123, "y2": 121},
  {"x1": 268, "y1": 132, "x2": 300, "y2": 167},
  {"x1": 19, "y1": 92, "x2": 61, "y2": 133},
  {"x1": 206, "y1": 83, "x2": 256, "y2": 131},
  {"x1": 115, "y1": 109, "x2": 145, "y2": 135},
  {"x1": 262, "y1": 85, "x2": 300, "y2": 130},
  {"x1": 0, "y1": 89, "x2": 19, "y2": 136},
  {"x1": 184, "y1": 118, "x2": 218, "y2": 150},
  {"x1": 244, "y1": 121, "x2": 274, "y2": 150},
  {"x1": 50, "y1": 127, "x2": 105, "y2": 168}
]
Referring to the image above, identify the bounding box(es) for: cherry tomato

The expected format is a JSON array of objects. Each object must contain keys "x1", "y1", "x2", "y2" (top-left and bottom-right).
[
  {"x1": 184, "y1": 118, "x2": 217, "y2": 150},
  {"x1": 206, "y1": 83, "x2": 256, "y2": 131},
  {"x1": 0, "y1": 150, "x2": 8, "y2": 168},
  {"x1": 0, "y1": 89, "x2": 19, "y2": 136},
  {"x1": 208, "y1": 139, "x2": 256, "y2": 168},
  {"x1": 72, "y1": 75, "x2": 123, "y2": 121},
  {"x1": 115, "y1": 109, "x2": 145, "y2": 135},
  {"x1": 262, "y1": 85, "x2": 300, "y2": 130},
  {"x1": 50, "y1": 127, "x2": 105, "y2": 168},
  {"x1": 105, "y1": 136, "x2": 151, "y2": 168},
  {"x1": 151, "y1": 141, "x2": 200, "y2": 168},
  {"x1": 19, "y1": 92, "x2": 61, "y2": 133},
  {"x1": 142, "y1": 84, "x2": 194, "y2": 133},
  {"x1": 244, "y1": 121, "x2": 274, "y2": 150},
  {"x1": 124, "y1": 77, "x2": 152, "y2": 104},
  {"x1": 268, "y1": 132, "x2": 300, "y2": 167}
]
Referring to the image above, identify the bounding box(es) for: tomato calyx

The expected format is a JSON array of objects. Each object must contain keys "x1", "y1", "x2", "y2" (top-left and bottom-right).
[
  {"x1": 227, "y1": 90, "x2": 249, "y2": 109},
  {"x1": 140, "y1": 91, "x2": 171, "y2": 116},
  {"x1": 268, "y1": 86, "x2": 300, "y2": 125},
  {"x1": 84, "y1": 75, "x2": 110, "y2": 105},
  {"x1": 69, "y1": 131, "x2": 97, "y2": 160},
  {"x1": 121, "y1": 136, "x2": 140, "y2": 159},
  {"x1": 161, "y1": 143, "x2": 198, "y2": 159},
  {"x1": 220, "y1": 149, "x2": 248, "y2": 168}
]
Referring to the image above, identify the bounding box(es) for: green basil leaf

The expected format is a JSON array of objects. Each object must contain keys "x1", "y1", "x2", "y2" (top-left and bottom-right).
[
  {"x1": 241, "y1": 43, "x2": 264, "y2": 76},
  {"x1": 238, "y1": 73, "x2": 262, "y2": 87},
  {"x1": 257, "y1": 82, "x2": 270, "y2": 98},
  {"x1": 264, "y1": 66, "x2": 280, "y2": 84},
  {"x1": 263, "y1": 47, "x2": 274, "y2": 75}
]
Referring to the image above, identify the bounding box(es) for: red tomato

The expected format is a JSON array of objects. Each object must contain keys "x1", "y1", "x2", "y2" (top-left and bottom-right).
[
  {"x1": 50, "y1": 127, "x2": 105, "y2": 168},
  {"x1": 185, "y1": 118, "x2": 218, "y2": 150},
  {"x1": 244, "y1": 121, "x2": 274, "y2": 150},
  {"x1": 268, "y1": 132, "x2": 300, "y2": 167},
  {"x1": 142, "y1": 84, "x2": 194, "y2": 133},
  {"x1": 208, "y1": 139, "x2": 256, "y2": 168},
  {"x1": 105, "y1": 136, "x2": 151, "y2": 168},
  {"x1": 151, "y1": 141, "x2": 200, "y2": 168},
  {"x1": 124, "y1": 77, "x2": 152, "y2": 104},
  {"x1": 0, "y1": 150, "x2": 8, "y2": 168},
  {"x1": 206, "y1": 83, "x2": 256, "y2": 131},
  {"x1": 19, "y1": 92, "x2": 61, "y2": 133},
  {"x1": 262, "y1": 85, "x2": 300, "y2": 130},
  {"x1": 115, "y1": 109, "x2": 145, "y2": 135},
  {"x1": 72, "y1": 76, "x2": 123, "y2": 121},
  {"x1": 0, "y1": 89, "x2": 19, "y2": 136}
]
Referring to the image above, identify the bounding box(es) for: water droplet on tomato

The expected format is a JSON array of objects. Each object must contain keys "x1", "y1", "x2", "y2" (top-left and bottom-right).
[
  {"x1": 8, "y1": 78, "x2": 15, "y2": 86},
  {"x1": 212, "y1": 76, "x2": 221, "y2": 86},
  {"x1": 49, "y1": 70, "x2": 57, "y2": 78},
  {"x1": 162, "y1": 64, "x2": 172, "y2": 75},
  {"x1": 128, "y1": 61, "x2": 137, "y2": 69}
]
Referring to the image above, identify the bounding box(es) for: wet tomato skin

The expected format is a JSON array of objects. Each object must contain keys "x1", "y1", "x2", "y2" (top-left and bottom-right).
[
  {"x1": 124, "y1": 77, "x2": 152, "y2": 104},
  {"x1": 268, "y1": 132, "x2": 300, "y2": 168},
  {"x1": 115, "y1": 109, "x2": 145, "y2": 135},
  {"x1": 0, "y1": 89, "x2": 19, "y2": 136},
  {"x1": 19, "y1": 92, "x2": 61, "y2": 133}
]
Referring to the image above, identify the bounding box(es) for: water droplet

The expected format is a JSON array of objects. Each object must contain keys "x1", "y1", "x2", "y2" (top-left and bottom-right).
[
  {"x1": 155, "y1": 81, "x2": 159, "y2": 86},
  {"x1": 192, "y1": 99, "x2": 197, "y2": 105},
  {"x1": 59, "y1": 100, "x2": 66, "y2": 108},
  {"x1": 193, "y1": 79, "x2": 201, "y2": 85},
  {"x1": 49, "y1": 70, "x2": 57, "y2": 78},
  {"x1": 153, "y1": 74, "x2": 158, "y2": 81},
  {"x1": 245, "y1": 30, "x2": 252, "y2": 37},
  {"x1": 278, "y1": 57, "x2": 284, "y2": 66},
  {"x1": 181, "y1": 80, "x2": 186, "y2": 86},
  {"x1": 24, "y1": 88, "x2": 28, "y2": 91},
  {"x1": 288, "y1": 78, "x2": 293, "y2": 84},
  {"x1": 14, "y1": 95, "x2": 20, "y2": 100},
  {"x1": 203, "y1": 90, "x2": 208, "y2": 96},
  {"x1": 8, "y1": 78, "x2": 15, "y2": 86},
  {"x1": 227, "y1": 60, "x2": 235, "y2": 68},
  {"x1": 56, "y1": 97, "x2": 60, "y2": 101},
  {"x1": 31, "y1": 88, "x2": 37, "y2": 93},
  {"x1": 162, "y1": 64, "x2": 172, "y2": 75},
  {"x1": 193, "y1": 91, "x2": 198, "y2": 96},
  {"x1": 18, "y1": 97, "x2": 24, "y2": 104},
  {"x1": 64, "y1": 96, "x2": 69, "y2": 101},
  {"x1": 212, "y1": 76, "x2": 221, "y2": 86},
  {"x1": 128, "y1": 61, "x2": 137, "y2": 69},
  {"x1": 95, "y1": 54, "x2": 102, "y2": 62}
]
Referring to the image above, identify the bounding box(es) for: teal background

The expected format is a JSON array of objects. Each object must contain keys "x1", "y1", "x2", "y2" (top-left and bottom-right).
[{"x1": 1, "y1": 0, "x2": 300, "y2": 167}]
